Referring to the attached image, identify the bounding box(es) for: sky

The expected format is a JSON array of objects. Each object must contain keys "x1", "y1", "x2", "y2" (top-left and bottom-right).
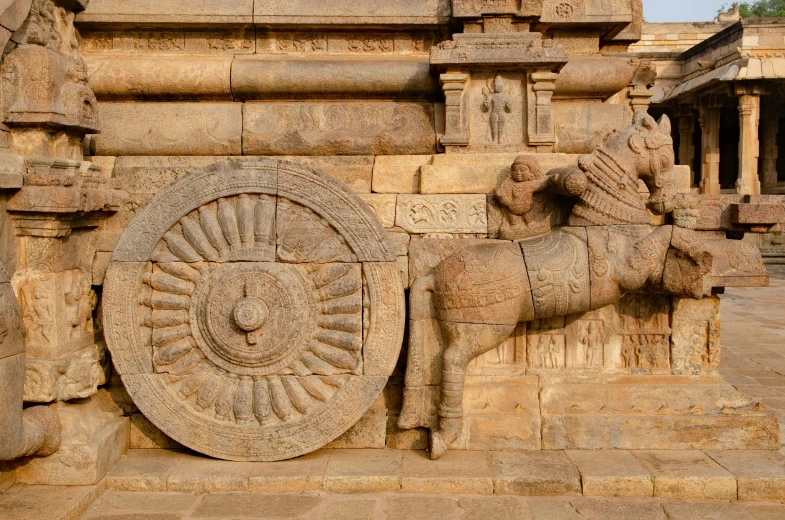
[{"x1": 644, "y1": 0, "x2": 731, "y2": 23}]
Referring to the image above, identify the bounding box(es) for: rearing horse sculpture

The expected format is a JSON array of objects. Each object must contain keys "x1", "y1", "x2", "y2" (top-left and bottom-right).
[{"x1": 400, "y1": 112, "x2": 716, "y2": 459}]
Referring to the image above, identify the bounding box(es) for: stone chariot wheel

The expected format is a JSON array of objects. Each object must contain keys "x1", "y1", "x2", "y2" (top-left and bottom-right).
[{"x1": 104, "y1": 159, "x2": 404, "y2": 461}]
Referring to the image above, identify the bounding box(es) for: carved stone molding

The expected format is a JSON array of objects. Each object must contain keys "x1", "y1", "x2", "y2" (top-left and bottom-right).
[{"x1": 104, "y1": 159, "x2": 404, "y2": 461}]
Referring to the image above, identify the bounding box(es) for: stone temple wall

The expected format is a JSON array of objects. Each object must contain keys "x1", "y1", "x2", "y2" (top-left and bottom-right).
[{"x1": 0, "y1": 0, "x2": 780, "y2": 482}]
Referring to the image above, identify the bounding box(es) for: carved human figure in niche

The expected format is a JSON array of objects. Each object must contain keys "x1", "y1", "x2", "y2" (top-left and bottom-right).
[
  {"x1": 65, "y1": 271, "x2": 96, "y2": 338},
  {"x1": 634, "y1": 335, "x2": 646, "y2": 368},
  {"x1": 621, "y1": 335, "x2": 633, "y2": 368},
  {"x1": 20, "y1": 282, "x2": 55, "y2": 346},
  {"x1": 547, "y1": 336, "x2": 561, "y2": 368},
  {"x1": 585, "y1": 322, "x2": 602, "y2": 367},
  {"x1": 482, "y1": 74, "x2": 513, "y2": 144}
]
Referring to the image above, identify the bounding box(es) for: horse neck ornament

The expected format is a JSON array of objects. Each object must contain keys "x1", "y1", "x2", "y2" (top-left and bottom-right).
[{"x1": 570, "y1": 112, "x2": 676, "y2": 226}]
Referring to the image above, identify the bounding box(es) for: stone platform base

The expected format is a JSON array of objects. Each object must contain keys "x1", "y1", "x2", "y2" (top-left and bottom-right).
[
  {"x1": 4, "y1": 485, "x2": 785, "y2": 520},
  {"x1": 8, "y1": 390, "x2": 129, "y2": 486},
  {"x1": 101, "y1": 447, "x2": 785, "y2": 502}
]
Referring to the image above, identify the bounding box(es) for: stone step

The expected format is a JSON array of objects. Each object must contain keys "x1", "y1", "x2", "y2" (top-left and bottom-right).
[
  {"x1": 101, "y1": 448, "x2": 785, "y2": 502},
  {"x1": 75, "y1": 491, "x2": 785, "y2": 520},
  {"x1": 0, "y1": 481, "x2": 105, "y2": 520}
]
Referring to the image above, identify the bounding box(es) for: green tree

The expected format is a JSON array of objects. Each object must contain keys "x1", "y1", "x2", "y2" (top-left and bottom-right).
[{"x1": 722, "y1": 0, "x2": 785, "y2": 17}]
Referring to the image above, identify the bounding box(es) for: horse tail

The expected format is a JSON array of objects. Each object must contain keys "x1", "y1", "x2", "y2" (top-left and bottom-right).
[{"x1": 398, "y1": 273, "x2": 436, "y2": 431}]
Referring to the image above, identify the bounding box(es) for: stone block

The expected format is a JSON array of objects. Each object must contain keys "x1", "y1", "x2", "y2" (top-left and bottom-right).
[
  {"x1": 420, "y1": 153, "x2": 580, "y2": 194},
  {"x1": 662, "y1": 501, "x2": 757, "y2": 520},
  {"x1": 248, "y1": 449, "x2": 331, "y2": 491},
  {"x1": 358, "y1": 194, "x2": 397, "y2": 228},
  {"x1": 526, "y1": 498, "x2": 583, "y2": 519},
  {"x1": 0, "y1": 172, "x2": 22, "y2": 189},
  {"x1": 386, "y1": 415, "x2": 429, "y2": 450},
  {"x1": 83, "y1": 490, "x2": 197, "y2": 517},
  {"x1": 401, "y1": 450, "x2": 493, "y2": 494},
  {"x1": 489, "y1": 451, "x2": 582, "y2": 496},
  {"x1": 387, "y1": 496, "x2": 462, "y2": 520},
  {"x1": 275, "y1": 156, "x2": 374, "y2": 193},
  {"x1": 742, "y1": 503, "x2": 785, "y2": 520},
  {"x1": 323, "y1": 499, "x2": 378, "y2": 520},
  {"x1": 13, "y1": 391, "x2": 129, "y2": 486},
  {"x1": 372, "y1": 155, "x2": 432, "y2": 194},
  {"x1": 565, "y1": 450, "x2": 653, "y2": 497},
  {"x1": 458, "y1": 497, "x2": 527, "y2": 520},
  {"x1": 0, "y1": 482, "x2": 105, "y2": 520},
  {"x1": 569, "y1": 498, "x2": 668, "y2": 520},
  {"x1": 85, "y1": 55, "x2": 234, "y2": 100},
  {"x1": 732, "y1": 202, "x2": 785, "y2": 226},
  {"x1": 232, "y1": 57, "x2": 436, "y2": 99},
  {"x1": 166, "y1": 456, "x2": 253, "y2": 492},
  {"x1": 552, "y1": 103, "x2": 631, "y2": 154},
  {"x1": 78, "y1": 0, "x2": 254, "y2": 23},
  {"x1": 93, "y1": 103, "x2": 243, "y2": 156},
  {"x1": 671, "y1": 297, "x2": 721, "y2": 375},
  {"x1": 325, "y1": 412, "x2": 387, "y2": 449},
  {"x1": 243, "y1": 102, "x2": 436, "y2": 156},
  {"x1": 193, "y1": 493, "x2": 322, "y2": 518},
  {"x1": 105, "y1": 449, "x2": 186, "y2": 492},
  {"x1": 253, "y1": 0, "x2": 450, "y2": 24},
  {"x1": 463, "y1": 377, "x2": 542, "y2": 451},
  {"x1": 129, "y1": 414, "x2": 182, "y2": 450},
  {"x1": 706, "y1": 450, "x2": 785, "y2": 501},
  {"x1": 111, "y1": 155, "x2": 374, "y2": 196},
  {"x1": 632, "y1": 450, "x2": 737, "y2": 500},
  {"x1": 540, "y1": 379, "x2": 780, "y2": 451},
  {"x1": 324, "y1": 449, "x2": 402, "y2": 493},
  {"x1": 396, "y1": 195, "x2": 487, "y2": 234}
]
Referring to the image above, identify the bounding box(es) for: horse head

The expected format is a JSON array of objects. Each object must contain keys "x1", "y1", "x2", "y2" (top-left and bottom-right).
[{"x1": 591, "y1": 111, "x2": 676, "y2": 216}]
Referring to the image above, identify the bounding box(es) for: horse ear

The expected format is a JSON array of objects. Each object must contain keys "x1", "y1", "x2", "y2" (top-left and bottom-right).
[{"x1": 657, "y1": 114, "x2": 672, "y2": 136}]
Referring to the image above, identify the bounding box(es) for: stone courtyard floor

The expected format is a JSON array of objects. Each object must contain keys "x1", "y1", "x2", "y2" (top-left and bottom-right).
[{"x1": 2, "y1": 266, "x2": 785, "y2": 520}]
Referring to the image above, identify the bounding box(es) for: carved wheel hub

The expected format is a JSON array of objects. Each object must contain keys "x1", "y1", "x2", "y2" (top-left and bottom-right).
[
  {"x1": 103, "y1": 159, "x2": 404, "y2": 461},
  {"x1": 193, "y1": 263, "x2": 315, "y2": 373}
]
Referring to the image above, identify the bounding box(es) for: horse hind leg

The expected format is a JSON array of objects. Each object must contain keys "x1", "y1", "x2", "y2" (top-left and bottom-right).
[{"x1": 430, "y1": 321, "x2": 518, "y2": 460}]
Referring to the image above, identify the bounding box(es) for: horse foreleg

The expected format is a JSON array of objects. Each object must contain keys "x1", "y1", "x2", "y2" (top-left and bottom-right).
[{"x1": 431, "y1": 321, "x2": 517, "y2": 459}]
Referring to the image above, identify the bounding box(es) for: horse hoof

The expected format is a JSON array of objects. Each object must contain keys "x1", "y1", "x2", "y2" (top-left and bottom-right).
[{"x1": 430, "y1": 431, "x2": 448, "y2": 460}]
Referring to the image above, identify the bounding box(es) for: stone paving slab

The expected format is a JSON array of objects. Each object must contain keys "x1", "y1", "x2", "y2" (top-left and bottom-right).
[
  {"x1": 96, "y1": 447, "x2": 785, "y2": 502},
  {"x1": 720, "y1": 264, "x2": 785, "y2": 450},
  {"x1": 632, "y1": 450, "x2": 737, "y2": 500},
  {"x1": 565, "y1": 450, "x2": 653, "y2": 498},
  {"x1": 70, "y1": 491, "x2": 785, "y2": 520},
  {"x1": 0, "y1": 482, "x2": 105, "y2": 520}
]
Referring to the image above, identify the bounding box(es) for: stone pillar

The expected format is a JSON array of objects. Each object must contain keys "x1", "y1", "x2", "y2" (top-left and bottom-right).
[
  {"x1": 699, "y1": 102, "x2": 721, "y2": 195},
  {"x1": 760, "y1": 107, "x2": 780, "y2": 192},
  {"x1": 439, "y1": 72, "x2": 469, "y2": 148},
  {"x1": 677, "y1": 110, "x2": 696, "y2": 186},
  {"x1": 528, "y1": 72, "x2": 558, "y2": 152},
  {"x1": 736, "y1": 86, "x2": 762, "y2": 195},
  {"x1": 0, "y1": 0, "x2": 130, "y2": 484},
  {"x1": 629, "y1": 84, "x2": 654, "y2": 114}
]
